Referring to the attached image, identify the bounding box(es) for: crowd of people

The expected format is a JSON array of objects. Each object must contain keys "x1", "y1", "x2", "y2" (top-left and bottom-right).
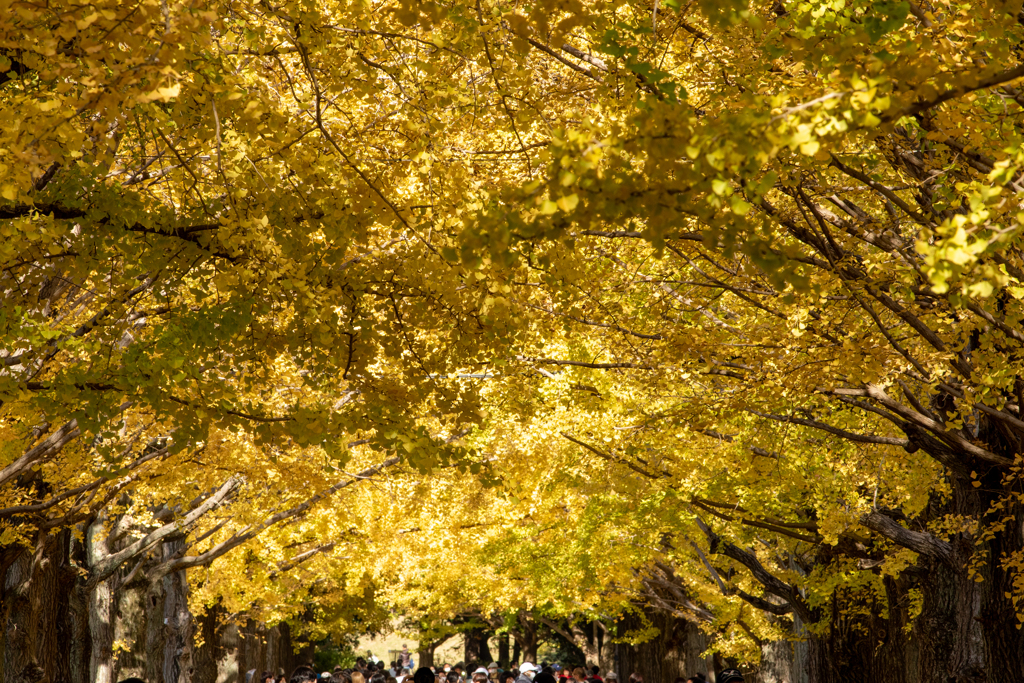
[{"x1": 269, "y1": 655, "x2": 745, "y2": 683}]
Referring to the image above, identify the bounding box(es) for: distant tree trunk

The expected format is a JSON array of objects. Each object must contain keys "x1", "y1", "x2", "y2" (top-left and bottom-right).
[
  {"x1": 192, "y1": 604, "x2": 222, "y2": 683},
  {"x1": 510, "y1": 613, "x2": 538, "y2": 664},
  {"x1": 278, "y1": 621, "x2": 300, "y2": 676},
  {"x1": 511, "y1": 641, "x2": 520, "y2": 666},
  {"x1": 464, "y1": 628, "x2": 492, "y2": 667},
  {"x1": 418, "y1": 643, "x2": 438, "y2": 670},
  {"x1": 567, "y1": 623, "x2": 597, "y2": 667},
  {"x1": 592, "y1": 622, "x2": 614, "y2": 675},
  {"x1": 498, "y1": 634, "x2": 509, "y2": 668}
]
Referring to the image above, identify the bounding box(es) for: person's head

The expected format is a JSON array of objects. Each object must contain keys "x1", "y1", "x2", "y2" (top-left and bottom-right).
[
  {"x1": 414, "y1": 669, "x2": 436, "y2": 683},
  {"x1": 628, "y1": 674, "x2": 643, "y2": 683},
  {"x1": 403, "y1": 645, "x2": 409, "y2": 650},
  {"x1": 499, "y1": 672, "x2": 516, "y2": 683},
  {"x1": 604, "y1": 675, "x2": 617, "y2": 683},
  {"x1": 371, "y1": 673, "x2": 387, "y2": 683},
  {"x1": 263, "y1": 672, "x2": 275, "y2": 683},
  {"x1": 520, "y1": 664, "x2": 538, "y2": 680},
  {"x1": 447, "y1": 673, "x2": 460, "y2": 683},
  {"x1": 291, "y1": 667, "x2": 320, "y2": 683},
  {"x1": 590, "y1": 669, "x2": 599, "y2": 678},
  {"x1": 332, "y1": 673, "x2": 352, "y2": 683},
  {"x1": 534, "y1": 674, "x2": 556, "y2": 683},
  {"x1": 683, "y1": 676, "x2": 706, "y2": 683},
  {"x1": 351, "y1": 671, "x2": 366, "y2": 683},
  {"x1": 541, "y1": 668, "x2": 554, "y2": 676},
  {"x1": 473, "y1": 674, "x2": 488, "y2": 683},
  {"x1": 572, "y1": 669, "x2": 586, "y2": 682},
  {"x1": 717, "y1": 672, "x2": 743, "y2": 683}
]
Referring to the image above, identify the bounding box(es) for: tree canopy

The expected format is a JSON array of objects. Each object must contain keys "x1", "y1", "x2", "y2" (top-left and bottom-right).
[{"x1": 4, "y1": 0, "x2": 1024, "y2": 679}]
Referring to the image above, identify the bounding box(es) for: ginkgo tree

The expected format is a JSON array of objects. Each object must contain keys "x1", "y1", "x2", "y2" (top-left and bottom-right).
[
  {"x1": 5, "y1": 0, "x2": 1024, "y2": 681},
  {"x1": 453, "y1": 0, "x2": 1024, "y2": 679}
]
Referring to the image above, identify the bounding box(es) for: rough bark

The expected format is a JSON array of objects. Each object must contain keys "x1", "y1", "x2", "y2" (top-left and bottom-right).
[
  {"x1": 0, "y1": 530, "x2": 81, "y2": 683},
  {"x1": 754, "y1": 640, "x2": 792, "y2": 683},
  {"x1": 162, "y1": 537, "x2": 196, "y2": 683},
  {"x1": 113, "y1": 578, "x2": 148, "y2": 681},
  {"x1": 215, "y1": 620, "x2": 243, "y2": 683},
  {"x1": 144, "y1": 575, "x2": 167, "y2": 683},
  {"x1": 193, "y1": 604, "x2": 222, "y2": 683},
  {"x1": 615, "y1": 611, "x2": 664, "y2": 683},
  {"x1": 86, "y1": 518, "x2": 116, "y2": 683}
]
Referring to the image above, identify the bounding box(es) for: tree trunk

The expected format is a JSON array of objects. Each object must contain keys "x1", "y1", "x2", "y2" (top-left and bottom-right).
[
  {"x1": 592, "y1": 622, "x2": 615, "y2": 676},
  {"x1": 3, "y1": 547, "x2": 41, "y2": 683},
  {"x1": 113, "y1": 577, "x2": 148, "y2": 681},
  {"x1": 216, "y1": 620, "x2": 242, "y2": 683},
  {"x1": 145, "y1": 577, "x2": 167, "y2": 683},
  {"x1": 510, "y1": 613, "x2": 538, "y2": 664},
  {"x1": 69, "y1": 579, "x2": 93, "y2": 683},
  {"x1": 86, "y1": 518, "x2": 116, "y2": 683},
  {"x1": 162, "y1": 538, "x2": 196, "y2": 683},
  {"x1": 277, "y1": 621, "x2": 300, "y2": 677},
  {"x1": 615, "y1": 611, "x2": 663, "y2": 683},
  {"x1": 571, "y1": 623, "x2": 599, "y2": 668},
  {"x1": 193, "y1": 603, "x2": 222, "y2": 683},
  {"x1": 497, "y1": 633, "x2": 509, "y2": 668},
  {"x1": 0, "y1": 530, "x2": 79, "y2": 683},
  {"x1": 418, "y1": 643, "x2": 438, "y2": 670},
  {"x1": 464, "y1": 628, "x2": 492, "y2": 668},
  {"x1": 754, "y1": 641, "x2": 792, "y2": 683}
]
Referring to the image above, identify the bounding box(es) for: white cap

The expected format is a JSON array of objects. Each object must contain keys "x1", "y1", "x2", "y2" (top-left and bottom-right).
[
  {"x1": 520, "y1": 664, "x2": 537, "y2": 674},
  {"x1": 487, "y1": 664, "x2": 499, "y2": 671},
  {"x1": 474, "y1": 669, "x2": 489, "y2": 675}
]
